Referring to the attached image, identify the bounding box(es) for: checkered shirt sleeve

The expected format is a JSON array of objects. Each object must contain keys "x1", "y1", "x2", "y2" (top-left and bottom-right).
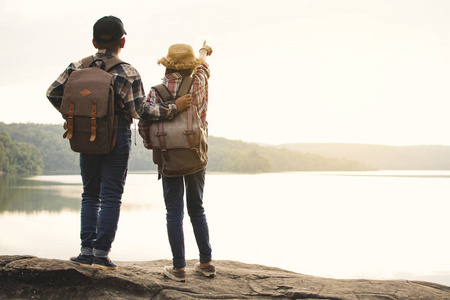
[
  {"x1": 109, "y1": 63, "x2": 145, "y2": 120},
  {"x1": 138, "y1": 87, "x2": 178, "y2": 121},
  {"x1": 46, "y1": 61, "x2": 82, "y2": 110},
  {"x1": 192, "y1": 62, "x2": 210, "y2": 128}
]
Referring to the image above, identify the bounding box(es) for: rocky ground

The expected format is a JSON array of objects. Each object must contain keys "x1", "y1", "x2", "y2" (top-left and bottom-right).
[{"x1": 1, "y1": 255, "x2": 449, "y2": 299}]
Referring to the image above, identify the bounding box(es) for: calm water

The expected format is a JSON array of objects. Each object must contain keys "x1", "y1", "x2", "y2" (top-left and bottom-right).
[{"x1": 1, "y1": 171, "x2": 450, "y2": 286}]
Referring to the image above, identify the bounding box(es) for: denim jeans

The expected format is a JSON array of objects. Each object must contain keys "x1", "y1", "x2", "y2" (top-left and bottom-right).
[
  {"x1": 162, "y1": 169, "x2": 212, "y2": 268},
  {"x1": 79, "y1": 118, "x2": 131, "y2": 257}
]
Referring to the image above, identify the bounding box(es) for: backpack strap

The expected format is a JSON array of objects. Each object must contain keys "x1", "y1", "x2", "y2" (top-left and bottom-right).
[
  {"x1": 176, "y1": 76, "x2": 193, "y2": 98},
  {"x1": 81, "y1": 56, "x2": 126, "y2": 71},
  {"x1": 90, "y1": 102, "x2": 97, "y2": 142},
  {"x1": 152, "y1": 76, "x2": 193, "y2": 102},
  {"x1": 178, "y1": 77, "x2": 200, "y2": 158},
  {"x1": 66, "y1": 101, "x2": 75, "y2": 140},
  {"x1": 81, "y1": 56, "x2": 94, "y2": 69},
  {"x1": 153, "y1": 84, "x2": 174, "y2": 102},
  {"x1": 104, "y1": 56, "x2": 126, "y2": 71},
  {"x1": 152, "y1": 85, "x2": 172, "y2": 161},
  {"x1": 175, "y1": 77, "x2": 196, "y2": 154}
]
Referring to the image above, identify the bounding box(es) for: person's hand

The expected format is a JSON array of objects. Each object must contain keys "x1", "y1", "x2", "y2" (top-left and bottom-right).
[
  {"x1": 175, "y1": 94, "x2": 193, "y2": 113},
  {"x1": 199, "y1": 40, "x2": 213, "y2": 56}
]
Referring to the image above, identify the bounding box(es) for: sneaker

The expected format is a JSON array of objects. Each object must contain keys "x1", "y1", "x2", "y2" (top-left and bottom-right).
[
  {"x1": 70, "y1": 254, "x2": 94, "y2": 267},
  {"x1": 91, "y1": 256, "x2": 118, "y2": 271},
  {"x1": 194, "y1": 262, "x2": 216, "y2": 277},
  {"x1": 163, "y1": 266, "x2": 187, "y2": 282}
]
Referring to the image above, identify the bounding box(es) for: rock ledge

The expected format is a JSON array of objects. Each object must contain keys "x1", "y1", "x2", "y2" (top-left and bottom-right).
[{"x1": 1, "y1": 255, "x2": 449, "y2": 299}]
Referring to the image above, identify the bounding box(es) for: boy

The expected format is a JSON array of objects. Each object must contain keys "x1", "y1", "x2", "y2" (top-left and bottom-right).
[{"x1": 46, "y1": 16, "x2": 191, "y2": 270}]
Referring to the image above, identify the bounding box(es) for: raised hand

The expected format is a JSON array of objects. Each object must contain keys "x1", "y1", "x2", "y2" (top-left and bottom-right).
[{"x1": 200, "y1": 40, "x2": 213, "y2": 56}]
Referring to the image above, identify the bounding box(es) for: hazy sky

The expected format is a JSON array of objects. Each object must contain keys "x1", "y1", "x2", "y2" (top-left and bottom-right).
[{"x1": 1, "y1": 0, "x2": 450, "y2": 146}]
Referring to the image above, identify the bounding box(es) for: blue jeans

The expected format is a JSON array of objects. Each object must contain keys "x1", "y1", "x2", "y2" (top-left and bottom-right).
[
  {"x1": 79, "y1": 118, "x2": 131, "y2": 257},
  {"x1": 162, "y1": 169, "x2": 212, "y2": 268}
]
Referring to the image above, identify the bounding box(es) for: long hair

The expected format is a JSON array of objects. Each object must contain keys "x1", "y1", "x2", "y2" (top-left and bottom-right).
[{"x1": 165, "y1": 68, "x2": 193, "y2": 77}]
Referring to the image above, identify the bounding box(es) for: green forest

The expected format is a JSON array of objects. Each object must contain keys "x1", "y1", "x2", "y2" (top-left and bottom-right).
[
  {"x1": 0, "y1": 122, "x2": 372, "y2": 175},
  {"x1": 0, "y1": 132, "x2": 43, "y2": 175}
]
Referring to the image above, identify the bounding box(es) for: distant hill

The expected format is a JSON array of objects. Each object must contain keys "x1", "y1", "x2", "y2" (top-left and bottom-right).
[
  {"x1": 0, "y1": 123, "x2": 372, "y2": 174},
  {"x1": 4, "y1": 122, "x2": 449, "y2": 173},
  {"x1": 278, "y1": 143, "x2": 450, "y2": 170},
  {"x1": 207, "y1": 137, "x2": 373, "y2": 172}
]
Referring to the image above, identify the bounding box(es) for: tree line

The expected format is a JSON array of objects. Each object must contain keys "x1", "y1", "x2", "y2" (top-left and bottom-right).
[
  {"x1": 0, "y1": 132, "x2": 43, "y2": 175},
  {"x1": 0, "y1": 122, "x2": 372, "y2": 175}
]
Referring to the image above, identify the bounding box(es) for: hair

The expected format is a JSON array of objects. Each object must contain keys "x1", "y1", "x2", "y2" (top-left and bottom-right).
[
  {"x1": 95, "y1": 37, "x2": 122, "y2": 51},
  {"x1": 165, "y1": 68, "x2": 193, "y2": 77}
]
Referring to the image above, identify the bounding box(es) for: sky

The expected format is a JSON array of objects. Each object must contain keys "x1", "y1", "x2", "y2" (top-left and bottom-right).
[{"x1": 1, "y1": 0, "x2": 450, "y2": 146}]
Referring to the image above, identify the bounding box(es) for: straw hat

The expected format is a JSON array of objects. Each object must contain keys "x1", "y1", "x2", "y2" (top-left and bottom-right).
[{"x1": 158, "y1": 44, "x2": 203, "y2": 70}]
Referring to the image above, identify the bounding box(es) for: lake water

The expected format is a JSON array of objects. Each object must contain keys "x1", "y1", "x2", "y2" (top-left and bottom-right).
[{"x1": 1, "y1": 171, "x2": 450, "y2": 286}]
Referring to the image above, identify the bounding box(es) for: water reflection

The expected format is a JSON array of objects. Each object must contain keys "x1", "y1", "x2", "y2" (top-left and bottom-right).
[{"x1": 0, "y1": 175, "x2": 81, "y2": 213}]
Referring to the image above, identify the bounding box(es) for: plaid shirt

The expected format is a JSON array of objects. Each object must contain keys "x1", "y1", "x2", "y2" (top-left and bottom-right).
[
  {"x1": 46, "y1": 49, "x2": 146, "y2": 123},
  {"x1": 141, "y1": 62, "x2": 210, "y2": 126},
  {"x1": 138, "y1": 62, "x2": 210, "y2": 149}
]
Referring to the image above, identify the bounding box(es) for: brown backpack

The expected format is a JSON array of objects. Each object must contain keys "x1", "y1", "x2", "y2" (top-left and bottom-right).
[
  {"x1": 59, "y1": 56, "x2": 124, "y2": 154},
  {"x1": 143, "y1": 77, "x2": 208, "y2": 177}
]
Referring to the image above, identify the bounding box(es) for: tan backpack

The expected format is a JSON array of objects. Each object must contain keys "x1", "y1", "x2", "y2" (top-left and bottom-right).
[
  {"x1": 142, "y1": 77, "x2": 208, "y2": 177},
  {"x1": 59, "y1": 56, "x2": 124, "y2": 154}
]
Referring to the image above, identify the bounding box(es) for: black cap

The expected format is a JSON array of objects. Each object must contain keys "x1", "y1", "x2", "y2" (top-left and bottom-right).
[{"x1": 93, "y1": 16, "x2": 127, "y2": 43}]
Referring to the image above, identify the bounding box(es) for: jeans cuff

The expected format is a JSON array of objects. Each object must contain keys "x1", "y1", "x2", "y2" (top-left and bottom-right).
[
  {"x1": 173, "y1": 258, "x2": 186, "y2": 269},
  {"x1": 93, "y1": 248, "x2": 110, "y2": 257},
  {"x1": 200, "y1": 255, "x2": 212, "y2": 264},
  {"x1": 81, "y1": 247, "x2": 93, "y2": 256}
]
